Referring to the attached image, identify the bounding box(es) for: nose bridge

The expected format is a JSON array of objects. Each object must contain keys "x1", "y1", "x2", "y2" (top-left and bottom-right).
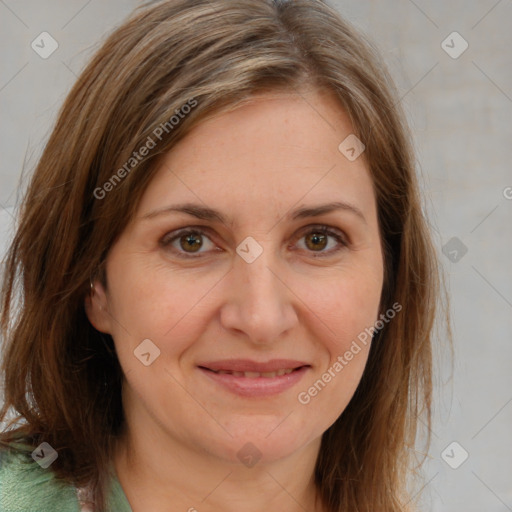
[{"x1": 220, "y1": 240, "x2": 297, "y2": 343}]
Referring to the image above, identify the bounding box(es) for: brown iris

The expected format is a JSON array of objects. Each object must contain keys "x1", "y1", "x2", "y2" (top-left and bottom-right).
[
  {"x1": 304, "y1": 232, "x2": 327, "y2": 251},
  {"x1": 180, "y1": 233, "x2": 203, "y2": 252}
]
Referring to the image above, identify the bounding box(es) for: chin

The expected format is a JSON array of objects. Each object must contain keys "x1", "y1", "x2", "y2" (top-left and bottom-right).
[{"x1": 199, "y1": 415, "x2": 318, "y2": 466}]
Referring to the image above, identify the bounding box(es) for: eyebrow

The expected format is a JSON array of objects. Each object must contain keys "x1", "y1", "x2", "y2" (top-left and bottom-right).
[
  {"x1": 141, "y1": 201, "x2": 366, "y2": 225},
  {"x1": 291, "y1": 202, "x2": 366, "y2": 223}
]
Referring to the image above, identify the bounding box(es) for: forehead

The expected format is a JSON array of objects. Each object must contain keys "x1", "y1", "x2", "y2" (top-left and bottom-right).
[{"x1": 136, "y1": 89, "x2": 376, "y2": 226}]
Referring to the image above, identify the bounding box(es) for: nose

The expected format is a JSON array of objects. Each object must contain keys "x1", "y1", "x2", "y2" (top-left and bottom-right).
[{"x1": 219, "y1": 244, "x2": 298, "y2": 345}]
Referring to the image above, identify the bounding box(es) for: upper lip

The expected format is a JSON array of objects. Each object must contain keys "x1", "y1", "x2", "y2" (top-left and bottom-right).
[{"x1": 198, "y1": 359, "x2": 310, "y2": 373}]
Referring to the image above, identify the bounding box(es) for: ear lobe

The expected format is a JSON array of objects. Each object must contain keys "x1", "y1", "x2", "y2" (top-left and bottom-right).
[{"x1": 84, "y1": 279, "x2": 112, "y2": 334}]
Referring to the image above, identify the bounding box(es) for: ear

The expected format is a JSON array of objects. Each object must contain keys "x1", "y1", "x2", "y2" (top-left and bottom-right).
[{"x1": 84, "y1": 278, "x2": 113, "y2": 334}]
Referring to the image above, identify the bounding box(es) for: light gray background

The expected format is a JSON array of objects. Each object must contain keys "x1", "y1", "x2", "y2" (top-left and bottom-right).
[{"x1": 1, "y1": 1, "x2": 511, "y2": 511}]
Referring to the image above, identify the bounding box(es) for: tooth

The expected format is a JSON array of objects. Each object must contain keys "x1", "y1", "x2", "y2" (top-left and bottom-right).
[
  {"x1": 243, "y1": 371, "x2": 261, "y2": 378},
  {"x1": 213, "y1": 368, "x2": 297, "y2": 378}
]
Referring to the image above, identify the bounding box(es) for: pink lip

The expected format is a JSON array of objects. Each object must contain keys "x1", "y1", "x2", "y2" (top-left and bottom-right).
[
  {"x1": 198, "y1": 359, "x2": 309, "y2": 373},
  {"x1": 197, "y1": 359, "x2": 310, "y2": 398}
]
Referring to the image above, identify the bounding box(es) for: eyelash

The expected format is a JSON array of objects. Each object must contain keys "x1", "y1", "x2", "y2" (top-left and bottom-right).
[{"x1": 160, "y1": 225, "x2": 348, "y2": 259}]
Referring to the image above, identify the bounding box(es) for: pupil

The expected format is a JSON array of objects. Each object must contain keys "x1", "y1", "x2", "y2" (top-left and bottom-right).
[
  {"x1": 181, "y1": 233, "x2": 202, "y2": 252},
  {"x1": 306, "y1": 233, "x2": 327, "y2": 251}
]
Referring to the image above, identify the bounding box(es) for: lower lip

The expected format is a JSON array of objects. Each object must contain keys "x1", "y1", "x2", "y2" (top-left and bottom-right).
[{"x1": 198, "y1": 367, "x2": 309, "y2": 397}]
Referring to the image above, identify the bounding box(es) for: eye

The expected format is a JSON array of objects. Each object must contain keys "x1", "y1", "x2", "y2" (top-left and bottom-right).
[
  {"x1": 160, "y1": 228, "x2": 217, "y2": 258},
  {"x1": 294, "y1": 225, "x2": 348, "y2": 256},
  {"x1": 160, "y1": 225, "x2": 348, "y2": 259}
]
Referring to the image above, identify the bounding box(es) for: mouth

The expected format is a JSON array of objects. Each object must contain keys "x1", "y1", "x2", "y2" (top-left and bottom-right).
[
  {"x1": 197, "y1": 359, "x2": 311, "y2": 397},
  {"x1": 204, "y1": 368, "x2": 298, "y2": 378}
]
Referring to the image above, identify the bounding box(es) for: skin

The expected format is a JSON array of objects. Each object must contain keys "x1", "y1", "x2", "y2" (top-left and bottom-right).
[{"x1": 85, "y1": 88, "x2": 384, "y2": 512}]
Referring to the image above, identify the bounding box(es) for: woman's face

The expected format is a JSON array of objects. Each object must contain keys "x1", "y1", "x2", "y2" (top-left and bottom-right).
[{"x1": 87, "y1": 89, "x2": 384, "y2": 465}]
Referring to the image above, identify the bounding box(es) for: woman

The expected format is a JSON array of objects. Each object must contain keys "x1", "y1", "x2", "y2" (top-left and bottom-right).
[{"x1": 0, "y1": 0, "x2": 443, "y2": 510}]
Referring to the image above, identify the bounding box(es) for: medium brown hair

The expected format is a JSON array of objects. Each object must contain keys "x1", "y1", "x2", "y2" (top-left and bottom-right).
[{"x1": 1, "y1": 0, "x2": 443, "y2": 510}]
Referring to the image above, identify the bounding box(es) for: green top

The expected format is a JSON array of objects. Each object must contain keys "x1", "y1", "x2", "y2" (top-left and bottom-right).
[{"x1": 0, "y1": 442, "x2": 132, "y2": 511}]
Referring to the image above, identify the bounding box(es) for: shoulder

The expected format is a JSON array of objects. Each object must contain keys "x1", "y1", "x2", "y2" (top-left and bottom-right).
[{"x1": 0, "y1": 443, "x2": 80, "y2": 512}]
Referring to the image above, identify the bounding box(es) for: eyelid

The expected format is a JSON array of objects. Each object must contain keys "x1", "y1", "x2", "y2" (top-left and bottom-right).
[
  {"x1": 160, "y1": 225, "x2": 215, "y2": 244},
  {"x1": 292, "y1": 224, "x2": 349, "y2": 255},
  {"x1": 295, "y1": 223, "x2": 348, "y2": 242},
  {"x1": 159, "y1": 226, "x2": 219, "y2": 257}
]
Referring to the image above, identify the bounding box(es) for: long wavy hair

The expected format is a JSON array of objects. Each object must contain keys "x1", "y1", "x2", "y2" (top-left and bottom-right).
[{"x1": 0, "y1": 0, "x2": 444, "y2": 510}]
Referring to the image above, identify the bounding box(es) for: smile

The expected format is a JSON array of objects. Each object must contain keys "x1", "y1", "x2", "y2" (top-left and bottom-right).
[{"x1": 197, "y1": 359, "x2": 311, "y2": 397}]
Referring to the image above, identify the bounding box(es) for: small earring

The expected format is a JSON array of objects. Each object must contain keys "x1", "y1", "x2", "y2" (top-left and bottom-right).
[{"x1": 90, "y1": 277, "x2": 104, "y2": 311}]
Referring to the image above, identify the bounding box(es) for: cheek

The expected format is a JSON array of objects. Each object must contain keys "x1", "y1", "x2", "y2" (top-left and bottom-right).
[
  {"x1": 294, "y1": 264, "x2": 382, "y2": 417},
  {"x1": 295, "y1": 291, "x2": 378, "y2": 432},
  {"x1": 105, "y1": 255, "x2": 217, "y2": 357},
  {"x1": 305, "y1": 268, "x2": 383, "y2": 354}
]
